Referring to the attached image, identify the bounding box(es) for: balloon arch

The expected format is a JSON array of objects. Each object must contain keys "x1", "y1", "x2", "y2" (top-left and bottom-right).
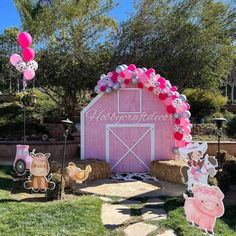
[{"x1": 94, "y1": 64, "x2": 192, "y2": 153}]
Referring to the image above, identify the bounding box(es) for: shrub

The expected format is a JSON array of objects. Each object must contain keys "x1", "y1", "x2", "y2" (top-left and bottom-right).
[
  {"x1": 226, "y1": 115, "x2": 236, "y2": 138},
  {"x1": 183, "y1": 88, "x2": 227, "y2": 120}
]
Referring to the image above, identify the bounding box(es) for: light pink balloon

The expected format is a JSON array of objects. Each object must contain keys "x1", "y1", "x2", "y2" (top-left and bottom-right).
[
  {"x1": 124, "y1": 70, "x2": 133, "y2": 79},
  {"x1": 140, "y1": 74, "x2": 149, "y2": 84},
  {"x1": 10, "y1": 54, "x2": 22, "y2": 66},
  {"x1": 24, "y1": 69, "x2": 35, "y2": 81},
  {"x1": 22, "y1": 47, "x2": 35, "y2": 62},
  {"x1": 176, "y1": 140, "x2": 186, "y2": 148},
  {"x1": 180, "y1": 117, "x2": 190, "y2": 126},
  {"x1": 164, "y1": 98, "x2": 173, "y2": 106},
  {"x1": 136, "y1": 68, "x2": 143, "y2": 77},
  {"x1": 18, "y1": 32, "x2": 32, "y2": 48},
  {"x1": 183, "y1": 126, "x2": 191, "y2": 134}
]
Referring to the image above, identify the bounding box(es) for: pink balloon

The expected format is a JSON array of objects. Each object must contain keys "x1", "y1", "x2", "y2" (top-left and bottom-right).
[
  {"x1": 23, "y1": 69, "x2": 35, "y2": 81},
  {"x1": 170, "y1": 86, "x2": 177, "y2": 92},
  {"x1": 157, "y1": 77, "x2": 166, "y2": 85},
  {"x1": 18, "y1": 32, "x2": 32, "y2": 48},
  {"x1": 136, "y1": 68, "x2": 143, "y2": 77},
  {"x1": 146, "y1": 68, "x2": 156, "y2": 77},
  {"x1": 124, "y1": 70, "x2": 133, "y2": 79},
  {"x1": 183, "y1": 126, "x2": 191, "y2": 135},
  {"x1": 128, "y1": 64, "x2": 136, "y2": 71},
  {"x1": 159, "y1": 83, "x2": 166, "y2": 89},
  {"x1": 185, "y1": 102, "x2": 190, "y2": 110},
  {"x1": 22, "y1": 47, "x2": 35, "y2": 62},
  {"x1": 176, "y1": 140, "x2": 186, "y2": 148},
  {"x1": 10, "y1": 54, "x2": 22, "y2": 66},
  {"x1": 140, "y1": 74, "x2": 149, "y2": 84},
  {"x1": 164, "y1": 98, "x2": 173, "y2": 106},
  {"x1": 180, "y1": 117, "x2": 190, "y2": 126}
]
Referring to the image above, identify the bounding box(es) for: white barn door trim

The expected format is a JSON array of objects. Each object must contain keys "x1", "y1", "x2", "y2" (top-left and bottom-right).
[{"x1": 106, "y1": 123, "x2": 155, "y2": 171}]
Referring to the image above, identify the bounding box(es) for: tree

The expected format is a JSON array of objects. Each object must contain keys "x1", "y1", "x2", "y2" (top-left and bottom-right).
[
  {"x1": 112, "y1": 0, "x2": 236, "y2": 91},
  {"x1": 0, "y1": 27, "x2": 20, "y2": 93},
  {"x1": 14, "y1": 0, "x2": 117, "y2": 117}
]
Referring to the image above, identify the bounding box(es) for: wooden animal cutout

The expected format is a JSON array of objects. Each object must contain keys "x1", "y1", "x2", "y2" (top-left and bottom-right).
[
  {"x1": 66, "y1": 162, "x2": 92, "y2": 183},
  {"x1": 184, "y1": 184, "x2": 224, "y2": 235},
  {"x1": 24, "y1": 153, "x2": 55, "y2": 192}
]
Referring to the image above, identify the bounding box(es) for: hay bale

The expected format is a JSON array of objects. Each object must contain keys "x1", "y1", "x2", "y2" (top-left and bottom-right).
[{"x1": 150, "y1": 160, "x2": 186, "y2": 185}]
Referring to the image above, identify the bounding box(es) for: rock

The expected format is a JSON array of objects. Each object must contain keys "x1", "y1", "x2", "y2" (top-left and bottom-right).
[
  {"x1": 156, "y1": 229, "x2": 177, "y2": 236},
  {"x1": 102, "y1": 203, "x2": 131, "y2": 229},
  {"x1": 124, "y1": 222, "x2": 157, "y2": 236},
  {"x1": 145, "y1": 197, "x2": 165, "y2": 206},
  {"x1": 141, "y1": 207, "x2": 167, "y2": 221}
]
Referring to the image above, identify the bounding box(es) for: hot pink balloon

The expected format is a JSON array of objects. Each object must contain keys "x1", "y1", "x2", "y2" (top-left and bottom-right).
[
  {"x1": 10, "y1": 54, "x2": 22, "y2": 66},
  {"x1": 146, "y1": 68, "x2": 156, "y2": 77},
  {"x1": 18, "y1": 32, "x2": 32, "y2": 48},
  {"x1": 23, "y1": 69, "x2": 35, "y2": 81},
  {"x1": 157, "y1": 77, "x2": 166, "y2": 85},
  {"x1": 22, "y1": 47, "x2": 35, "y2": 62},
  {"x1": 127, "y1": 64, "x2": 136, "y2": 71},
  {"x1": 170, "y1": 86, "x2": 177, "y2": 92}
]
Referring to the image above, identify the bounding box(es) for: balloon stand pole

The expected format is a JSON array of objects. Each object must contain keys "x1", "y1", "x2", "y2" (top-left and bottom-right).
[{"x1": 23, "y1": 105, "x2": 26, "y2": 145}]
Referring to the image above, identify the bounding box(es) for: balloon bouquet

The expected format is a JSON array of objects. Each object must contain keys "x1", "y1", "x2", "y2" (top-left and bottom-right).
[{"x1": 10, "y1": 32, "x2": 38, "y2": 85}]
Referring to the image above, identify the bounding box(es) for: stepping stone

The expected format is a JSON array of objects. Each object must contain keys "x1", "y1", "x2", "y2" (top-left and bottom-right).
[
  {"x1": 124, "y1": 222, "x2": 157, "y2": 236},
  {"x1": 101, "y1": 203, "x2": 131, "y2": 229},
  {"x1": 98, "y1": 196, "x2": 112, "y2": 202},
  {"x1": 141, "y1": 207, "x2": 167, "y2": 221},
  {"x1": 156, "y1": 229, "x2": 177, "y2": 236},
  {"x1": 145, "y1": 197, "x2": 165, "y2": 206}
]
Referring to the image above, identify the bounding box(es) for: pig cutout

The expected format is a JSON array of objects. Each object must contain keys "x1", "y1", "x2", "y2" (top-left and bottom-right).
[
  {"x1": 184, "y1": 184, "x2": 225, "y2": 235},
  {"x1": 24, "y1": 153, "x2": 55, "y2": 192}
]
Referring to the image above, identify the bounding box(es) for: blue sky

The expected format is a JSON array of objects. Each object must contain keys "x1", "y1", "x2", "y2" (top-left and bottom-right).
[{"x1": 0, "y1": 0, "x2": 134, "y2": 33}]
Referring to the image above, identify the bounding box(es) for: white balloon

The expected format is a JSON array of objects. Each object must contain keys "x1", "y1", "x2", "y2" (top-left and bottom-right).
[
  {"x1": 15, "y1": 61, "x2": 27, "y2": 73},
  {"x1": 27, "y1": 60, "x2": 38, "y2": 71}
]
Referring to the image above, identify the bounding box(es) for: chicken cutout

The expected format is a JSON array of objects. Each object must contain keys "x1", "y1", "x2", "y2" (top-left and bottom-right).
[
  {"x1": 66, "y1": 162, "x2": 92, "y2": 183},
  {"x1": 24, "y1": 152, "x2": 55, "y2": 192}
]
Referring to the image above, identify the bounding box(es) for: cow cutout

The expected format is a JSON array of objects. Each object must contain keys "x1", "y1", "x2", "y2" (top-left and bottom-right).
[{"x1": 24, "y1": 153, "x2": 55, "y2": 192}]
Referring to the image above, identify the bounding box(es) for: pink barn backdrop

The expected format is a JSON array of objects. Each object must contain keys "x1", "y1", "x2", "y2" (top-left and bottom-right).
[{"x1": 81, "y1": 84, "x2": 176, "y2": 173}]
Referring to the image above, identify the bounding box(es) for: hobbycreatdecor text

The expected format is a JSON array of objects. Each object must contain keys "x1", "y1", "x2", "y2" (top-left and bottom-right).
[{"x1": 86, "y1": 109, "x2": 173, "y2": 124}]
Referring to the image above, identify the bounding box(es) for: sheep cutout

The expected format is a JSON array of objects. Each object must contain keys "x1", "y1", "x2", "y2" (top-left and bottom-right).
[
  {"x1": 66, "y1": 162, "x2": 92, "y2": 183},
  {"x1": 24, "y1": 153, "x2": 55, "y2": 192}
]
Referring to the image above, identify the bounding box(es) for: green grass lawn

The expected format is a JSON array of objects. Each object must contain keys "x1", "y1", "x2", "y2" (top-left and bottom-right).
[
  {"x1": 159, "y1": 196, "x2": 236, "y2": 236},
  {"x1": 0, "y1": 166, "x2": 114, "y2": 236}
]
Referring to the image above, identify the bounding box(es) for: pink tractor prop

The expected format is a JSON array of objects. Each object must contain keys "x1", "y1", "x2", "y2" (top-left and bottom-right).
[
  {"x1": 13, "y1": 145, "x2": 33, "y2": 175},
  {"x1": 184, "y1": 184, "x2": 225, "y2": 235}
]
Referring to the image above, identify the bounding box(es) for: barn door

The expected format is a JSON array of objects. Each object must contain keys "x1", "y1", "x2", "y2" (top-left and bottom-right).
[{"x1": 106, "y1": 124, "x2": 154, "y2": 173}]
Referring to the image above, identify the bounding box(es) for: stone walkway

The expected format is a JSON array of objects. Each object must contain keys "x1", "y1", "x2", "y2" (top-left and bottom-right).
[
  {"x1": 101, "y1": 196, "x2": 176, "y2": 236},
  {"x1": 74, "y1": 179, "x2": 185, "y2": 235}
]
